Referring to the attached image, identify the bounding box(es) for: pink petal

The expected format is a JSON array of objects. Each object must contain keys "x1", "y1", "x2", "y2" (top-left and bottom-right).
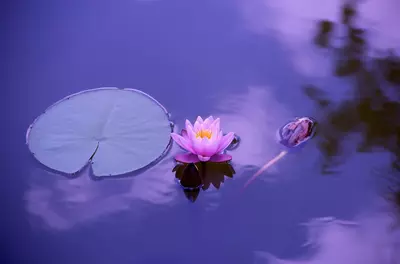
[
  {"x1": 185, "y1": 119, "x2": 193, "y2": 131},
  {"x1": 195, "y1": 116, "x2": 204, "y2": 124},
  {"x1": 209, "y1": 154, "x2": 232, "y2": 162},
  {"x1": 171, "y1": 133, "x2": 195, "y2": 153},
  {"x1": 181, "y1": 129, "x2": 188, "y2": 140},
  {"x1": 192, "y1": 137, "x2": 219, "y2": 157},
  {"x1": 202, "y1": 116, "x2": 214, "y2": 129},
  {"x1": 212, "y1": 118, "x2": 220, "y2": 130},
  {"x1": 217, "y1": 130, "x2": 223, "y2": 140},
  {"x1": 194, "y1": 120, "x2": 201, "y2": 132},
  {"x1": 191, "y1": 137, "x2": 206, "y2": 154},
  {"x1": 197, "y1": 155, "x2": 210, "y2": 162},
  {"x1": 210, "y1": 118, "x2": 220, "y2": 138},
  {"x1": 174, "y1": 153, "x2": 200, "y2": 163},
  {"x1": 186, "y1": 125, "x2": 197, "y2": 141},
  {"x1": 216, "y1": 132, "x2": 235, "y2": 153}
]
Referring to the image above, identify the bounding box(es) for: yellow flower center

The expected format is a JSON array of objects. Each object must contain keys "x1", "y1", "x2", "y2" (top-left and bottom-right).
[{"x1": 196, "y1": 129, "x2": 212, "y2": 139}]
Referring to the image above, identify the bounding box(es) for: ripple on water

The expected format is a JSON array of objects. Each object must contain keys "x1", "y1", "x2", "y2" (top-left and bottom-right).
[{"x1": 255, "y1": 211, "x2": 400, "y2": 264}]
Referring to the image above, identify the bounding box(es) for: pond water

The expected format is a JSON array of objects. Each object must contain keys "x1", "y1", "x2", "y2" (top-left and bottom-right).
[{"x1": 4, "y1": 0, "x2": 400, "y2": 263}]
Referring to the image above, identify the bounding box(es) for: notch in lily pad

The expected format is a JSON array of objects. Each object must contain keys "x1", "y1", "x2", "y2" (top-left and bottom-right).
[{"x1": 26, "y1": 87, "x2": 173, "y2": 177}]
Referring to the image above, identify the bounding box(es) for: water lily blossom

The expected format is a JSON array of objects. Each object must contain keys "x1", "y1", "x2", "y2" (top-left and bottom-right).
[{"x1": 171, "y1": 116, "x2": 235, "y2": 163}]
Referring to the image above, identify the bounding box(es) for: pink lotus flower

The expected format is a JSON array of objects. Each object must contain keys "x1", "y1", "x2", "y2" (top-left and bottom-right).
[{"x1": 171, "y1": 116, "x2": 235, "y2": 163}]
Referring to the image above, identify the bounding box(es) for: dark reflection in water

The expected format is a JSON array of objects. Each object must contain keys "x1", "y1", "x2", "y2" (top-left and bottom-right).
[
  {"x1": 387, "y1": 178, "x2": 400, "y2": 224},
  {"x1": 308, "y1": 3, "x2": 400, "y2": 217},
  {"x1": 396, "y1": 189, "x2": 400, "y2": 217},
  {"x1": 308, "y1": 3, "x2": 400, "y2": 172},
  {"x1": 315, "y1": 3, "x2": 400, "y2": 82},
  {"x1": 173, "y1": 162, "x2": 235, "y2": 202}
]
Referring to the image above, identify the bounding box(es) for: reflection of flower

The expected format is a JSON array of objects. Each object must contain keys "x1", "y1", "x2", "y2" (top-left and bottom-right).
[
  {"x1": 172, "y1": 162, "x2": 236, "y2": 202},
  {"x1": 171, "y1": 116, "x2": 235, "y2": 163}
]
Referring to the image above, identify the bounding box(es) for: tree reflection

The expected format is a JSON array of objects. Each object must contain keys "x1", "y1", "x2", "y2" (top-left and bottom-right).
[
  {"x1": 309, "y1": 3, "x2": 400, "y2": 212},
  {"x1": 396, "y1": 190, "x2": 400, "y2": 217},
  {"x1": 386, "y1": 177, "x2": 400, "y2": 222},
  {"x1": 172, "y1": 162, "x2": 235, "y2": 202},
  {"x1": 314, "y1": 20, "x2": 333, "y2": 48}
]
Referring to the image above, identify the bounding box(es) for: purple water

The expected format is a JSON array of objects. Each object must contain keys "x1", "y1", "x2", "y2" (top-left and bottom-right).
[{"x1": 4, "y1": 0, "x2": 400, "y2": 263}]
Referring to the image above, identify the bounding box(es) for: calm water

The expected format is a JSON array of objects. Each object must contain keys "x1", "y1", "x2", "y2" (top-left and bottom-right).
[{"x1": 5, "y1": 0, "x2": 400, "y2": 263}]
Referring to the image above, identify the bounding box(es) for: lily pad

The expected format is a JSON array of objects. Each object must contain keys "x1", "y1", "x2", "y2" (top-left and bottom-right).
[{"x1": 26, "y1": 87, "x2": 172, "y2": 177}]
